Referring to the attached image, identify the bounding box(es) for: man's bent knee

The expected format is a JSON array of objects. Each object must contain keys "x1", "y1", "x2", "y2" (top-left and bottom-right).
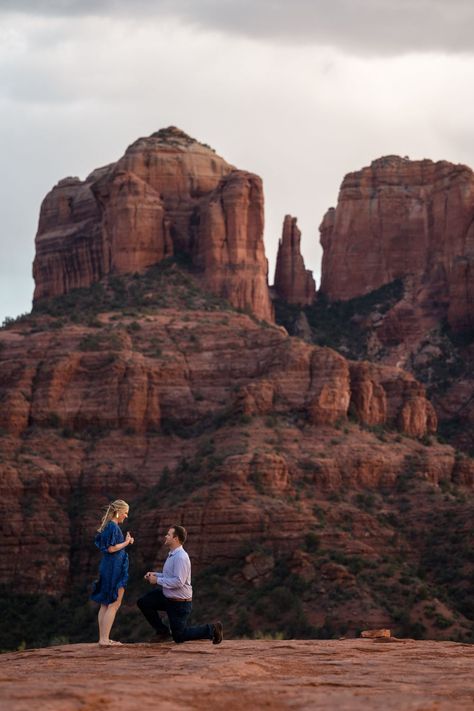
[{"x1": 170, "y1": 622, "x2": 187, "y2": 644}]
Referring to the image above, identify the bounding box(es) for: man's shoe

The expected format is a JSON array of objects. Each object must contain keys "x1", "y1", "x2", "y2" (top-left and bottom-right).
[
  {"x1": 149, "y1": 630, "x2": 172, "y2": 643},
  {"x1": 212, "y1": 621, "x2": 223, "y2": 645}
]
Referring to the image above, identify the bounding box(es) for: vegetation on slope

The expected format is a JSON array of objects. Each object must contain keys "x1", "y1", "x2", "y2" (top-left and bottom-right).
[{"x1": 0, "y1": 268, "x2": 473, "y2": 652}]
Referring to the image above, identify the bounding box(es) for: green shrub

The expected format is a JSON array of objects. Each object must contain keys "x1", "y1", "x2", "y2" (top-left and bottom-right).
[
  {"x1": 127, "y1": 321, "x2": 141, "y2": 332},
  {"x1": 354, "y1": 492, "x2": 376, "y2": 511},
  {"x1": 274, "y1": 279, "x2": 404, "y2": 359},
  {"x1": 45, "y1": 412, "x2": 61, "y2": 428},
  {"x1": 304, "y1": 531, "x2": 321, "y2": 552},
  {"x1": 434, "y1": 614, "x2": 453, "y2": 629}
]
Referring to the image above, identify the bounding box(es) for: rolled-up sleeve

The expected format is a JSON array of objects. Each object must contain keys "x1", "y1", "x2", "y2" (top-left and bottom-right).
[{"x1": 94, "y1": 522, "x2": 121, "y2": 553}]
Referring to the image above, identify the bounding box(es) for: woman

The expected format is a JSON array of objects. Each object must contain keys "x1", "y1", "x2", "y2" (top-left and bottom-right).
[{"x1": 91, "y1": 499, "x2": 134, "y2": 646}]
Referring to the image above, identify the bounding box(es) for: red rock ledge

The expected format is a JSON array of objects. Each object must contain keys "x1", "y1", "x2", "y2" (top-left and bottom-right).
[{"x1": 1, "y1": 639, "x2": 473, "y2": 710}]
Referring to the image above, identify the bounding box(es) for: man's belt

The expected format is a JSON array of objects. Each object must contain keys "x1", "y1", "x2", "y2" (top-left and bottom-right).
[{"x1": 166, "y1": 597, "x2": 192, "y2": 602}]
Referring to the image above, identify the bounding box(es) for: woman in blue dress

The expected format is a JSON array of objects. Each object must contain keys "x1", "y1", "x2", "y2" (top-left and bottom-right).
[{"x1": 91, "y1": 499, "x2": 134, "y2": 646}]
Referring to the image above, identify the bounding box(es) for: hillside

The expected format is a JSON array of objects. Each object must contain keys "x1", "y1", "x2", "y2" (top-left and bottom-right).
[
  {"x1": 0, "y1": 133, "x2": 473, "y2": 651},
  {"x1": 0, "y1": 263, "x2": 473, "y2": 650}
]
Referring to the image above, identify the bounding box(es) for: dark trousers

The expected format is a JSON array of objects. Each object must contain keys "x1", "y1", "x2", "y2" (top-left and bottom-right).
[{"x1": 137, "y1": 589, "x2": 212, "y2": 643}]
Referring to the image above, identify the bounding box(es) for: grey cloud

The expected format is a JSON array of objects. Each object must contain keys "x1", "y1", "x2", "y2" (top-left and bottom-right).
[
  {"x1": 0, "y1": 67, "x2": 77, "y2": 105},
  {"x1": 1, "y1": 0, "x2": 474, "y2": 55}
]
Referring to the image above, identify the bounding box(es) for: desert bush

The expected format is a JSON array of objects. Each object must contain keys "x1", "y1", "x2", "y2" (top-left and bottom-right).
[
  {"x1": 304, "y1": 531, "x2": 321, "y2": 552},
  {"x1": 274, "y1": 279, "x2": 403, "y2": 359}
]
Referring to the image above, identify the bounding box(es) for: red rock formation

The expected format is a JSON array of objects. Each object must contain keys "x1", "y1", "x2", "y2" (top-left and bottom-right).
[
  {"x1": 236, "y1": 379, "x2": 275, "y2": 416},
  {"x1": 194, "y1": 171, "x2": 273, "y2": 322},
  {"x1": 3, "y1": 144, "x2": 474, "y2": 647},
  {"x1": 448, "y1": 256, "x2": 474, "y2": 333},
  {"x1": 319, "y1": 156, "x2": 474, "y2": 333},
  {"x1": 273, "y1": 215, "x2": 316, "y2": 305},
  {"x1": 306, "y1": 348, "x2": 350, "y2": 426},
  {"x1": 349, "y1": 361, "x2": 387, "y2": 427},
  {"x1": 0, "y1": 304, "x2": 472, "y2": 640},
  {"x1": 32, "y1": 175, "x2": 106, "y2": 297},
  {"x1": 349, "y1": 361, "x2": 437, "y2": 436},
  {"x1": 0, "y1": 312, "x2": 436, "y2": 443},
  {"x1": 33, "y1": 127, "x2": 273, "y2": 321},
  {"x1": 92, "y1": 170, "x2": 173, "y2": 274}
]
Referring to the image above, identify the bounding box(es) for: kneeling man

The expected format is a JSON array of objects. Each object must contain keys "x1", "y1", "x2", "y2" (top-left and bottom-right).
[{"x1": 137, "y1": 525, "x2": 223, "y2": 645}]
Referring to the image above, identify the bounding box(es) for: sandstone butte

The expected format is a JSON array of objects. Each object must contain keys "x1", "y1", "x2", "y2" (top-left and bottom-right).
[
  {"x1": 0, "y1": 133, "x2": 473, "y2": 655},
  {"x1": 273, "y1": 215, "x2": 316, "y2": 305},
  {"x1": 319, "y1": 155, "x2": 474, "y2": 334},
  {"x1": 315, "y1": 155, "x2": 474, "y2": 456},
  {"x1": 1, "y1": 639, "x2": 474, "y2": 711},
  {"x1": 32, "y1": 126, "x2": 273, "y2": 323}
]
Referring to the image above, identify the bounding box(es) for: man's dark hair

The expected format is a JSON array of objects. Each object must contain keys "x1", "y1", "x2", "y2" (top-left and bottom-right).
[{"x1": 171, "y1": 525, "x2": 187, "y2": 544}]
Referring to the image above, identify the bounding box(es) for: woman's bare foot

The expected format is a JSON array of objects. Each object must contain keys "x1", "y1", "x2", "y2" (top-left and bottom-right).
[{"x1": 108, "y1": 640, "x2": 123, "y2": 646}]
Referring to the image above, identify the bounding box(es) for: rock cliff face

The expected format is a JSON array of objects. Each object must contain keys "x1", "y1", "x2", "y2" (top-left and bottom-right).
[
  {"x1": 1, "y1": 272, "x2": 473, "y2": 645},
  {"x1": 309, "y1": 156, "x2": 474, "y2": 455},
  {"x1": 273, "y1": 215, "x2": 316, "y2": 305},
  {"x1": 33, "y1": 127, "x2": 273, "y2": 322},
  {"x1": 0, "y1": 312, "x2": 436, "y2": 444},
  {"x1": 349, "y1": 361, "x2": 438, "y2": 437},
  {"x1": 2, "y1": 144, "x2": 474, "y2": 649},
  {"x1": 194, "y1": 171, "x2": 273, "y2": 321},
  {"x1": 319, "y1": 156, "x2": 474, "y2": 334}
]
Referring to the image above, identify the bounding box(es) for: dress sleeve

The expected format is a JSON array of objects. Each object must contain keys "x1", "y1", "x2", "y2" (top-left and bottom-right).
[{"x1": 95, "y1": 522, "x2": 122, "y2": 553}]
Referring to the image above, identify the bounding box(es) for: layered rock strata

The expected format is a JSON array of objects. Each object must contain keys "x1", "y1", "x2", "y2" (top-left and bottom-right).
[
  {"x1": 0, "y1": 305, "x2": 461, "y2": 595},
  {"x1": 349, "y1": 361, "x2": 437, "y2": 437},
  {"x1": 0, "y1": 315, "x2": 436, "y2": 442},
  {"x1": 319, "y1": 156, "x2": 474, "y2": 333},
  {"x1": 194, "y1": 171, "x2": 273, "y2": 320},
  {"x1": 273, "y1": 215, "x2": 316, "y2": 305},
  {"x1": 33, "y1": 127, "x2": 273, "y2": 321}
]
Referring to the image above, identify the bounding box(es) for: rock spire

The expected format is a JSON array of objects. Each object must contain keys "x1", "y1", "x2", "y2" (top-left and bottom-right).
[{"x1": 273, "y1": 215, "x2": 316, "y2": 306}]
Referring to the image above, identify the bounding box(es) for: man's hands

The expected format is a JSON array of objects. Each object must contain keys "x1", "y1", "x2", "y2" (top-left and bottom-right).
[
  {"x1": 125, "y1": 531, "x2": 135, "y2": 545},
  {"x1": 144, "y1": 571, "x2": 158, "y2": 584}
]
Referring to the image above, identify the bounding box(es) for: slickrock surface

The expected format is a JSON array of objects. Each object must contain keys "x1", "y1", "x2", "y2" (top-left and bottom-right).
[
  {"x1": 1, "y1": 640, "x2": 473, "y2": 711},
  {"x1": 274, "y1": 215, "x2": 316, "y2": 305},
  {"x1": 33, "y1": 127, "x2": 273, "y2": 321},
  {"x1": 319, "y1": 156, "x2": 474, "y2": 333}
]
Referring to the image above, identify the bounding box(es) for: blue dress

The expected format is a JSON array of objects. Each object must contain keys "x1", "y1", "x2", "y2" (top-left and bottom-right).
[{"x1": 90, "y1": 521, "x2": 129, "y2": 605}]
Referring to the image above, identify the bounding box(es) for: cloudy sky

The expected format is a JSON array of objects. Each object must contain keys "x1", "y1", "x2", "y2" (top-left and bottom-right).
[{"x1": 1, "y1": 0, "x2": 474, "y2": 323}]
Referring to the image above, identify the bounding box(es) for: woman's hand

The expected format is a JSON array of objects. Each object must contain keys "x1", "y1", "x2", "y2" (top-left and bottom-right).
[{"x1": 125, "y1": 531, "x2": 134, "y2": 545}]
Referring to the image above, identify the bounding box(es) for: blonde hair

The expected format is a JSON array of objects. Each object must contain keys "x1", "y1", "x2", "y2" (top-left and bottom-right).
[{"x1": 97, "y1": 499, "x2": 129, "y2": 532}]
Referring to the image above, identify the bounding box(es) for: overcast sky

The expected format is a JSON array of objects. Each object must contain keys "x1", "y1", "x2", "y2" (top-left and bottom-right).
[{"x1": 1, "y1": 1, "x2": 474, "y2": 323}]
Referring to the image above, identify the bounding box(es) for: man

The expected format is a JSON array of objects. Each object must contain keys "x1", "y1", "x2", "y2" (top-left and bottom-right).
[{"x1": 137, "y1": 525, "x2": 223, "y2": 645}]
